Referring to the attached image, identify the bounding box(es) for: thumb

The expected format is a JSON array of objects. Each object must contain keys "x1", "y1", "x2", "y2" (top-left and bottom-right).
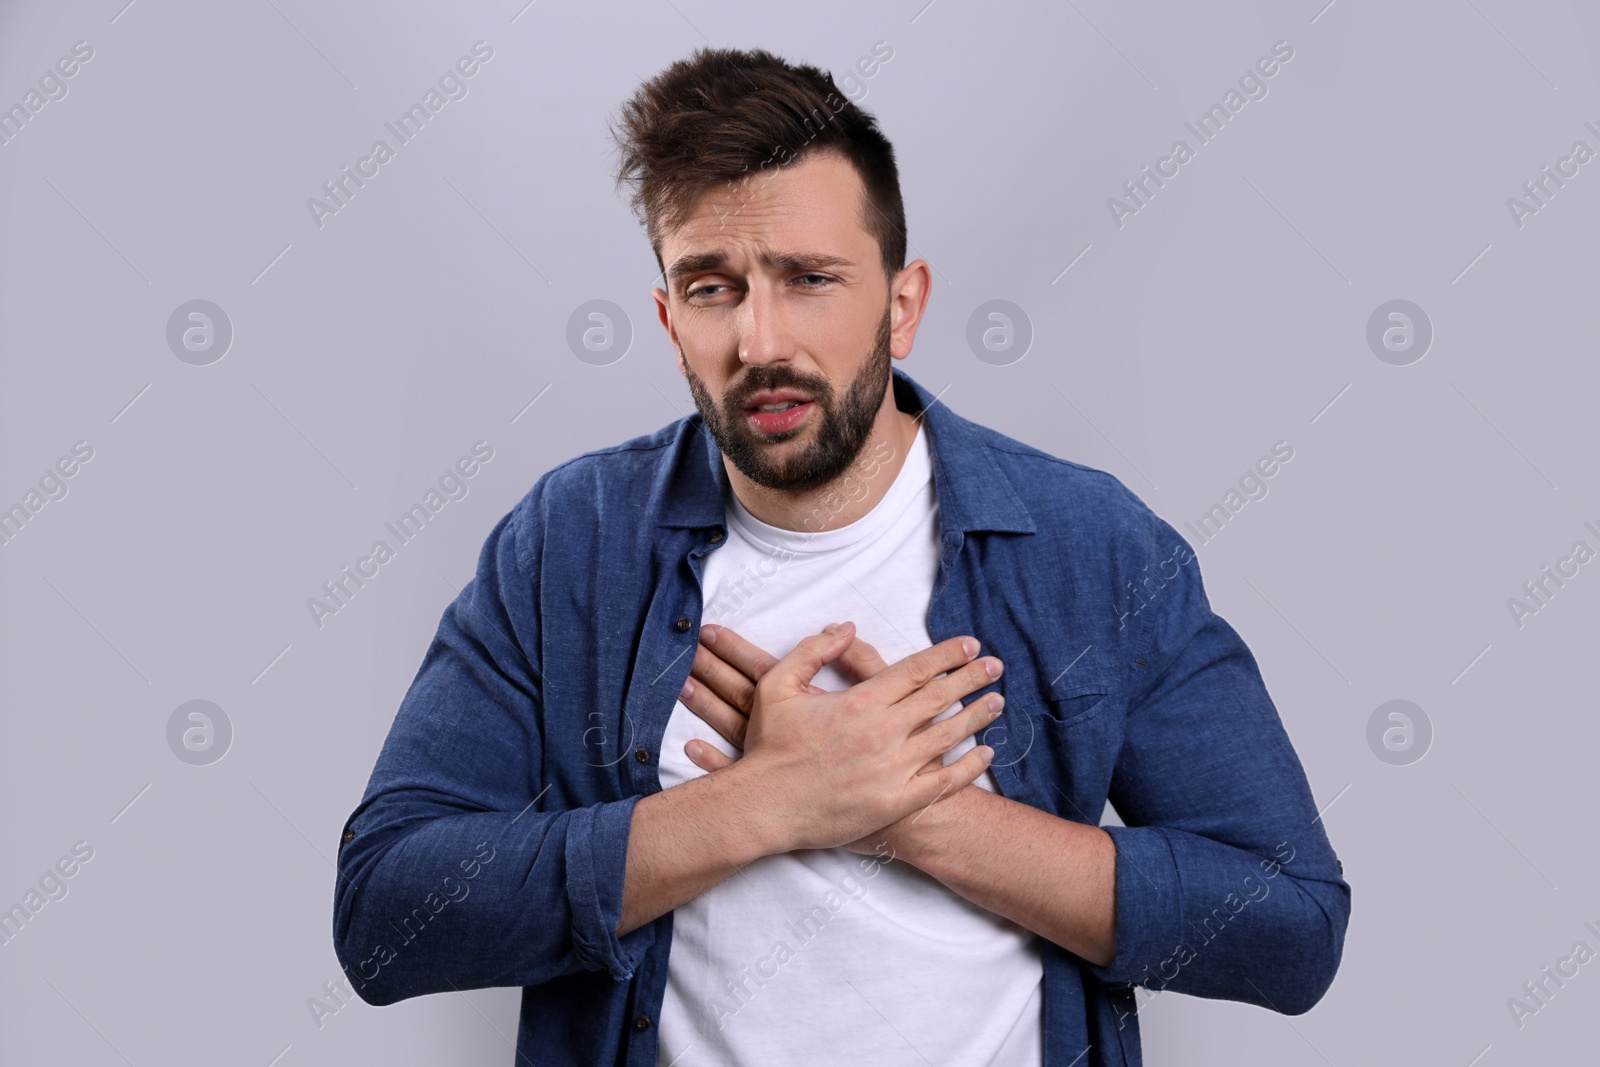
[
  {"x1": 686, "y1": 739, "x2": 737, "y2": 772},
  {"x1": 768, "y1": 621, "x2": 855, "y2": 695}
]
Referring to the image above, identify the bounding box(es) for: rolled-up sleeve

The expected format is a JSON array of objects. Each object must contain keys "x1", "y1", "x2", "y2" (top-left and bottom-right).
[
  {"x1": 565, "y1": 796, "x2": 650, "y2": 977},
  {"x1": 331, "y1": 476, "x2": 652, "y2": 1006},
  {"x1": 1087, "y1": 504, "x2": 1351, "y2": 1016}
]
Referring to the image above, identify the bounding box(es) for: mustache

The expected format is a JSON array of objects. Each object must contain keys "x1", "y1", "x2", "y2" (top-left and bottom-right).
[{"x1": 726, "y1": 370, "x2": 831, "y2": 408}]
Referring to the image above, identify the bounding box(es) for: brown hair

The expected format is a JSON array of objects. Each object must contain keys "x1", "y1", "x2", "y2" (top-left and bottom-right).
[{"x1": 610, "y1": 47, "x2": 907, "y2": 283}]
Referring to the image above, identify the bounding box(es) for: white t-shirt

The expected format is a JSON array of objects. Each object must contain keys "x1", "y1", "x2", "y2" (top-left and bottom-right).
[{"x1": 656, "y1": 423, "x2": 1044, "y2": 1066}]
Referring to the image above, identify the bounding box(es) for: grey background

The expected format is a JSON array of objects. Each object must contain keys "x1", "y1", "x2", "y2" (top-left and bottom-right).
[{"x1": 2, "y1": 0, "x2": 1596, "y2": 1063}]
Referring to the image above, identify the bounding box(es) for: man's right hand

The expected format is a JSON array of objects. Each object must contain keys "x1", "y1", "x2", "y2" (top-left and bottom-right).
[{"x1": 729, "y1": 621, "x2": 1004, "y2": 853}]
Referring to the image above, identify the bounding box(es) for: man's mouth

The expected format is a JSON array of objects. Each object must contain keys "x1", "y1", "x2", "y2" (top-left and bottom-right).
[{"x1": 743, "y1": 390, "x2": 814, "y2": 434}]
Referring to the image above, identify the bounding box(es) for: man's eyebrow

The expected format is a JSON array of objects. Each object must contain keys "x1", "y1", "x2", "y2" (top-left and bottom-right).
[
  {"x1": 763, "y1": 250, "x2": 852, "y2": 273},
  {"x1": 665, "y1": 249, "x2": 854, "y2": 283},
  {"x1": 665, "y1": 251, "x2": 727, "y2": 282}
]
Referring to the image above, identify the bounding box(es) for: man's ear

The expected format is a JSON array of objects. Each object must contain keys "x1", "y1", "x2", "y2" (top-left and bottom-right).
[{"x1": 887, "y1": 259, "x2": 933, "y2": 361}]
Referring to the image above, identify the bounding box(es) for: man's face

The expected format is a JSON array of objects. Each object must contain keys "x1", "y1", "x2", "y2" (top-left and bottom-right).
[{"x1": 653, "y1": 151, "x2": 899, "y2": 493}]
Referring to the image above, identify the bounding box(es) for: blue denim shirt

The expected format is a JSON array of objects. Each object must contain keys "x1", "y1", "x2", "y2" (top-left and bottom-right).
[{"x1": 332, "y1": 367, "x2": 1350, "y2": 1066}]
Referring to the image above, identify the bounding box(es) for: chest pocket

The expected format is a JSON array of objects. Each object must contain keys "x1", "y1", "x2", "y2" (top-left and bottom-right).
[
  {"x1": 1013, "y1": 672, "x2": 1124, "y2": 824},
  {"x1": 1040, "y1": 678, "x2": 1114, "y2": 728}
]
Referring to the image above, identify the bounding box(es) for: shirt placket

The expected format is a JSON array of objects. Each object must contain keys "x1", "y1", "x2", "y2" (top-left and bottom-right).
[{"x1": 623, "y1": 524, "x2": 726, "y2": 1065}]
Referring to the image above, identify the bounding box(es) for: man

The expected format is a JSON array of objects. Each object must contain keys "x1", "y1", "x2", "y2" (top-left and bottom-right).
[{"x1": 332, "y1": 47, "x2": 1349, "y2": 1067}]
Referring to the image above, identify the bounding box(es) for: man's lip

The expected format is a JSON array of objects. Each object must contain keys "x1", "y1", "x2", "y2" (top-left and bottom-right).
[{"x1": 743, "y1": 390, "x2": 811, "y2": 409}]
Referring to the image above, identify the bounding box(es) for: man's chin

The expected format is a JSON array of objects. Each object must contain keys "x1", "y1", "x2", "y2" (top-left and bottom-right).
[{"x1": 724, "y1": 439, "x2": 832, "y2": 492}]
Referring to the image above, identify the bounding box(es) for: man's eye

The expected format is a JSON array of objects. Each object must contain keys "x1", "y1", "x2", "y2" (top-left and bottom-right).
[{"x1": 686, "y1": 275, "x2": 830, "y2": 298}]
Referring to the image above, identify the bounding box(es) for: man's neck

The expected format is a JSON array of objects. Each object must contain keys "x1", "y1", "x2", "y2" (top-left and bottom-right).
[{"x1": 723, "y1": 392, "x2": 921, "y2": 533}]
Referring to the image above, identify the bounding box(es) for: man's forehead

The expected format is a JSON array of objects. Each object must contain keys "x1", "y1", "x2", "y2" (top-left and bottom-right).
[{"x1": 660, "y1": 153, "x2": 869, "y2": 269}]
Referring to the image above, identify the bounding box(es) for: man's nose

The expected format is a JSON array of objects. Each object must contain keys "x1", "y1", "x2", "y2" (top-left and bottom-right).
[{"x1": 736, "y1": 280, "x2": 797, "y2": 366}]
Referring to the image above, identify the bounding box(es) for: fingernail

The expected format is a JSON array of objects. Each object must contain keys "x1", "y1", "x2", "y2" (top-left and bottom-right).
[
  {"x1": 986, "y1": 659, "x2": 1003, "y2": 679},
  {"x1": 700, "y1": 625, "x2": 716, "y2": 644},
  {"x1": 962, "y1": 637, "x2": 979, "y2": 657},
  {"x1": 978, "y1": 745, "x2": 994, "y2": 761},
  {"x1": 988, "y1": 692, "x2": 1004, "y2": 714},
  {"x1": 687, "y1": 741, "x2": 701, "y2": 758},
  {"x1": 681, "y1": 679, "x2": 694, "y2": 699},
  {"x1": 823, "y1": 622, "x2": 840, "y2": 634}
]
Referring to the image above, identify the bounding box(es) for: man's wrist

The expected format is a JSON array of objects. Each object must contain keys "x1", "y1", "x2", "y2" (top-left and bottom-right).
[
  {"x1": 892, "y1": 783, "x2": 985, "y2": 874},
  {"x1": 717, "y1": 759, "x2": 799, "y2": 860}
]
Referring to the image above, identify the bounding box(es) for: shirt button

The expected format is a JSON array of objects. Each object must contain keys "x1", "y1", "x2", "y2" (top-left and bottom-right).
[
  {"x1": 709, "y1": 530, "x2": 724, "y2": 543},
  {"x1": 633, "y1": 1013, "x2": 652, "y2": 1031},
  {"x1": 342, "y1": 829, "x2": 355, "y2": 843},
  {"x1": 634, "y1": 748, "x2": 650, "y2": 764},
  {"x1": 674, "y1": 616, "x2": 691, "y2": 632}
]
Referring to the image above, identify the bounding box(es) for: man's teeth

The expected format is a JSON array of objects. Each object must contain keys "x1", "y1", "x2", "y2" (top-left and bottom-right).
[{"x1": 756, "y1": 401, "x2": 799, "y2": 412}]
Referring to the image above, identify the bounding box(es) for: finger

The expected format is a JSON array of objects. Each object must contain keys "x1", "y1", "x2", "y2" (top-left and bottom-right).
[
  {"x1": 679, "y1": 674, "x2": 750, "y2": 750},
  {"x1": 686, "y1": 738, "x2": 737, "y2": 773},
  {"x1": 906, "y1": 744, "x2": 992, "y2": 813},
  {"x1": 943, "y1": 745, "x2": 994, "y2": 791},
  {"x1": 764, "y1": 622, "x2": 856, "y2": 695},
  {"x1": 699, "y1": 624, "x2": 782, "y2": 686},
  {"x1": 902, "y1": 654, "x2": 1003, "y2": 726},
  {"x1": 852, "y1": 634, "x2": 981, "y2": 710},
  {"x1": 689, "y1": 643, "x2": 758, "y2": 713},
  {"x1": 836, "y1": 633, "x2": 890, "y2": 684},
  {"x1": 916, "y1": 693, "x2": 1004, "y2": 763}
]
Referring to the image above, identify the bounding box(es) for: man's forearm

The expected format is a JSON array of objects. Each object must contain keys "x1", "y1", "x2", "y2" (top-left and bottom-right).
[
  {"x1": 616, "y1": 763, "x2": 789, "y2": 937},
  {"x1": 891, "y1": 785, "x2": 1118, "y2": 967}
]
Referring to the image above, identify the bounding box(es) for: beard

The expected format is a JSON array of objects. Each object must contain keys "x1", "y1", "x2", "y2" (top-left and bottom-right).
[{"x1": 681, "y1": 304, "x2": 893, "y2": 493}]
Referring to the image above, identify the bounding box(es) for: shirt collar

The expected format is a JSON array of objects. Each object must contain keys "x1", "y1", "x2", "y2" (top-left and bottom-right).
[{"x1": 656, "y1": 366, "x2": 1036, "y2": 536}]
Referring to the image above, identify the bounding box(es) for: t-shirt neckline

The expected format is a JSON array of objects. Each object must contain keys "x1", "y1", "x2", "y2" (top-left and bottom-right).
[{"x1": 726, "y1": 422, "x2": 930, "y2": 556}]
